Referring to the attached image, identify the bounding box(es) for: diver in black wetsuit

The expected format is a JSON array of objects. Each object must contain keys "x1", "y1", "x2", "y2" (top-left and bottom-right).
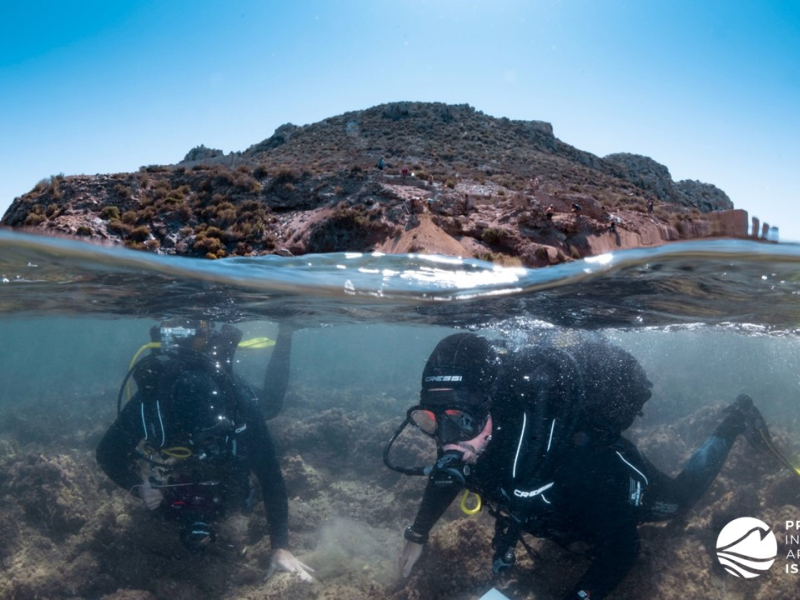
[
  {"x1": 96, "y1": 319, "x2": 313, "y2": 580},
  {"x1": 385, "y1": 331, "x2": 772, "y2": 600}
]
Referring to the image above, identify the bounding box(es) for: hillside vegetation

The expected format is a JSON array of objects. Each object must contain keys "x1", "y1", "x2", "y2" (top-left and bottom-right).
[{"x1": 1, "y1": 102, "x2": 744, "y2": 266}]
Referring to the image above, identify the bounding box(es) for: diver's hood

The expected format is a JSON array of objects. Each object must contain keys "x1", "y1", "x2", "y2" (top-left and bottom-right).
[{"x1": 420, "y1": 333, "x2": 499, "y2": 410}]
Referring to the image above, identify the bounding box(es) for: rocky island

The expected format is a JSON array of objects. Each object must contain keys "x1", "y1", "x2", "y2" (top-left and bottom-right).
[{"x1": 1, "y1": 101, "x2": 767, "y2": 266}]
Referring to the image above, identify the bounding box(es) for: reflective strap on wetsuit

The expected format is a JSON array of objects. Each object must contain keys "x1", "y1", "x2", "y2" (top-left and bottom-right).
[
  {"x1": 615, "y1": 451, "x2": 649, "y2": 484},
  {"x1": 156, "y1": 400, "x2": 166, "y2": 447},
  {"x1": 140, "y1": 403, "x2": 148, "y2": 440},
  {"x1": 512, "y1": 412, "x2": 527, "y2": 479}
]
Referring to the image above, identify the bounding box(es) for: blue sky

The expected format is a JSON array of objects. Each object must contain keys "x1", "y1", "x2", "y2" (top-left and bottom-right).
[{"x1": 2, "y1": 0, "x2": 798, "y2": 240}]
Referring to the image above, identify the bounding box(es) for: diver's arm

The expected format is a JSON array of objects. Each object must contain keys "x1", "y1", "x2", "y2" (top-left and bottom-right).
[
  {"x1": 244, "y1": 403, "x2": 290, "y2": 549},
  {"x1": 407, "y1": 478, "x2": 462, "y2": 541},
  {"x1": 246, "y1": 404, "x2": 314, "y2": 580},
  {"x1": 565, "y1": 520, "x2": 639, "y2": 600},
  {"x1": 259, "y1": 323, "x2": 294, "y2": 419},
  {"x1": 96, "y1": 399, "x2": 145, "y2": 494},
  {"x1": 563, "y1": 441, "x2": 642, "y2": 600},
  {"x1": 399, "y1": 479, "x2": 461, "y2": 577}
]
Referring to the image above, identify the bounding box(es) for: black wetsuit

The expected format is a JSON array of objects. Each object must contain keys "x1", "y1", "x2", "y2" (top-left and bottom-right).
[
  {"x1": 408, "y1": 335, "x2": 740, "y2": 600},
  {"x1": 97, "y1": 347, "x2": 290, "y2": 550}
]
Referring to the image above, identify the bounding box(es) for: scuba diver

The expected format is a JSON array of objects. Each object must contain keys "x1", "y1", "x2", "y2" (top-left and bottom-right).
[
  {"x1": 385, "y1": 331, "x2": 780, "y2": 600},
  {"x1": 96, "y1": 319, "x2": 313, "y2": 581}
]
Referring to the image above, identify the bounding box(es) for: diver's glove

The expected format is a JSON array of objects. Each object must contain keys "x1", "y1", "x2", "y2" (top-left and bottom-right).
[
  {"x1": 492, "y1": 547, "x2": 517, "y2": 574},
  {"x1": 398, "y1": 538, "x2": 424, "y2": 578},
  {"x1": 267, "y1": 548, "x2": 314, "y2": 582},
  {"x1": 736, "y1": 394, "x2": 772, "y2": 453},
  {"x1": 717, "y1": 394, "x2": 772, "y2": 454},
  {"x1": 139, "y1": 479, "x2": 163, "y2": 510}
]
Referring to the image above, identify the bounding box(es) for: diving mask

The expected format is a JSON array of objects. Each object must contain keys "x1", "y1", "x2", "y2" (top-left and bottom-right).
[
  {"x1": 408, "y1": 406, "x2": 490, "y2": 446},
  {"x1": 159, "y1": 319, "x2": 211, "y2": 352},
  {"x1": 383, "y1": 406, "x2": 493, "y2": 480}
]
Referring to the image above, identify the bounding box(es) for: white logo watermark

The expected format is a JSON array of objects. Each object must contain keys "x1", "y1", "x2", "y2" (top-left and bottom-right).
[{"x1": 716, "y1": 517, "x2": 778, "y2": 578}]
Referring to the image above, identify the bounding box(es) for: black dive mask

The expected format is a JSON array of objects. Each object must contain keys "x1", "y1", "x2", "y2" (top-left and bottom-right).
[
  {"x1": 382, "y1": 404, "x2": 488, "y2": 482},
  {"x1": 385, "y1": 333, "x2": 497, "y2": 480},
  {"x1": 407, "y1": 405, "x2": 489, "y2": 446},
  {"x1": 158, "y1": 319, "x2": 211, "y2": 353}
]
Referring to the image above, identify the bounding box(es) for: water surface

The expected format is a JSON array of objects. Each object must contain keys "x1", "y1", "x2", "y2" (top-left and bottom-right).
[{"x1": 1, "y1": 229, "x2": 799, "y2": 600}]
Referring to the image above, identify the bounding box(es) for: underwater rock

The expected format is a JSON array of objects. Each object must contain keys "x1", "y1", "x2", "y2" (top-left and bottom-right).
[
  {"x1": 275, "y1": 408, "x2": 370, "y2": 469},
  {"x1": 388, "y1": 518, "x2": 495, "y2": 600},
  {"x1": 282, "y1": 454, "x2": 325, "y2": 500},
  {"x1": 7, "y1": 451, "x2": 99, "y2": 535},
  {"x1": 60, "y1": 550, "x2": 111, "y2": 597},
  {"x1": 0, "y1": 376, "x2": 797, "y2": 599}
]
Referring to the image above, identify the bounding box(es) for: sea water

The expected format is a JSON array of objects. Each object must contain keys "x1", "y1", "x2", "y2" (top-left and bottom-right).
[{"x1": 1, "y1": 228, "x2": 799, "y2": 600}]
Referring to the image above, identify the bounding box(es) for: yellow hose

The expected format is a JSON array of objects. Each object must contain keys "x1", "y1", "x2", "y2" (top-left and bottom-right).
[
  {"x1": 125, "y1": 343, "x2": 160, "y2": 399},
  {"x1": 124, "y1": 337, "x2": 275, "y2": 400}
]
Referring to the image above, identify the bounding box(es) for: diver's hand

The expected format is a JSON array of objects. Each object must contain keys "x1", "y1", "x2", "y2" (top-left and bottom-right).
[
  {"x1": 267, "y1": 548, "x2": 314, "y2": 582},
  {"x1": 139, "y1": 480, "x2": 163, "y2": 510},
  {"x1": 398, "y1": 541, "x2": 423, "y2": 578}
]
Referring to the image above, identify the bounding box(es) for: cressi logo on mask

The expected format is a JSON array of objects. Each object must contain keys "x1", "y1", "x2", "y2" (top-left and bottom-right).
[
  {"x1": 424, "y1": 375, "x2": 463, "y2": 383},
  {"x1": 716, "y1": 517, "x2": 777, "y2": 578}
]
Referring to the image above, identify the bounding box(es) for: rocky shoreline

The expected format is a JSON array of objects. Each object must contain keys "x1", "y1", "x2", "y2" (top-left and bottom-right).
[{"x1": 0, "y1": 102, "x2": 774, "y2": 266}]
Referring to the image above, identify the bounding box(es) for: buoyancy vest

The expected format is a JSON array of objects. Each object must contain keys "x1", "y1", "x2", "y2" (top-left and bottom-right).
[
  {"x1": 476, "y1": 331, "x2": 651, "y2": 513},
  {"x1": 474, "y1": 344, "x2": 585, "y2": 509},
  {"x1": 127, "y1": 348, "x2": 257, "y2": 513}
]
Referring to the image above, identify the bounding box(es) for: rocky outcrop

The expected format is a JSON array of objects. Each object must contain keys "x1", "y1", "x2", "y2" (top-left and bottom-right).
[
  {"x1": 245, "y1": 123, "x2": 301, "y2": 154},
  {"x1": 674, "y1": 179, "x2": 733, "y2": 212},
  {"x1": 604, "y1": 153, "x2": 681, "y2": 203},
  {"x1": 604, "y1": 152, "x2": 733, "y2": 212},
  {"x1": 182, "y1": 144, "x2": 224, "y2": 162},
  {"x1": 2, "y1": 101, "x2": 767, "y2": 264}
]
